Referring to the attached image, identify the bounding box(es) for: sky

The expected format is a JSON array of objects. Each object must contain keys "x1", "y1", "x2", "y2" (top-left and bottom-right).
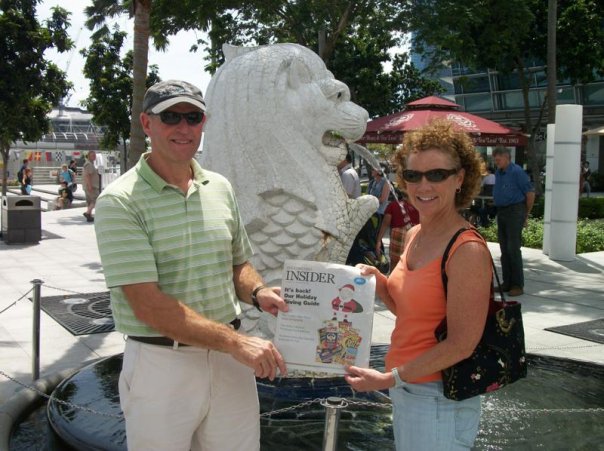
[{"x1": 39, "y1": 0, "x2": 213, "y2": 109}]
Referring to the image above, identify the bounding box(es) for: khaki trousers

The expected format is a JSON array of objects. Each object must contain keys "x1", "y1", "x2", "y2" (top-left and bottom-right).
[{"x1": 120, "y1": 339, "x2": 260, "y2": 450}]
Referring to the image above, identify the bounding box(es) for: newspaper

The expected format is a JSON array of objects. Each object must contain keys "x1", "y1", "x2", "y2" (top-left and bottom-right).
[{"x1": 274, "y1": 260, "x2": 376, "y2": 376}]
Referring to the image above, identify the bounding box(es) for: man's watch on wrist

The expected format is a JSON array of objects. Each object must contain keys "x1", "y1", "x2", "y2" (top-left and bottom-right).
[
  {"x1": 391, "y1": 367, "x2": 404, "y2": 388},
  {"x1": 251, "y1": 285, "x2": 268, "y2": 312}
]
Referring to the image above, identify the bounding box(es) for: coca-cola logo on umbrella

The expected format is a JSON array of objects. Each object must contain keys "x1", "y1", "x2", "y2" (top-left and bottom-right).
[
  {"x1": 387, "y1": 113, "x2": 414, "y2": 127},
  {"x1": 447, "y1": 113, "x2": 479, "y2": 131}
]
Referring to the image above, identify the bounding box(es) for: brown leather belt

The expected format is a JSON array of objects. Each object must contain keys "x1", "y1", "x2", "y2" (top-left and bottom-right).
[{"x1": 129, "y1": 318, "x2": 241, "y2": 347}]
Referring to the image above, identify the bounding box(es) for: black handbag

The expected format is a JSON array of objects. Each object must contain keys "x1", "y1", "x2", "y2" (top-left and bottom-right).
[{"x1": 435, "y1": 228, "x2": 528, "y2": 401}]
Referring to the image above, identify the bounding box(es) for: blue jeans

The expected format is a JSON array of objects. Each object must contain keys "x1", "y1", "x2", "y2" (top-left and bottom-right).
[
  {"x1": 496, "y1": 202, "x2": 526, "y2": 288},
  {"x1": 390, "y1": 381, "x2": 481, "y2": 451}
]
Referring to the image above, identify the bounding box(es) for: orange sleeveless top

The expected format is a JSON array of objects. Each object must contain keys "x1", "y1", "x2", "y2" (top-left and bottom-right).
[{"x1": 385, "y1": 228, "x2": 487, "y2": 383}]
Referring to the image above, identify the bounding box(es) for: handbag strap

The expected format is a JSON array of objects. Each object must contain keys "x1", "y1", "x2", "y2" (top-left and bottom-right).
[{"x1": 440, "y1": 227, "x2": 506, "y2": 302}]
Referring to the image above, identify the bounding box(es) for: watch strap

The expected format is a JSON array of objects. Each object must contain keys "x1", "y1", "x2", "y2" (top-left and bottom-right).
[{"x1": 251, "y1": 285, "x2": 267, "y2": 312}]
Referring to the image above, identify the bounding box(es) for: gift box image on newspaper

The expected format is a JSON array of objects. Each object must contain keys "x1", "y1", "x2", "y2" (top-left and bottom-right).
[{"x1": 274, "y1": 260, "x2": 376, "y2": 375}]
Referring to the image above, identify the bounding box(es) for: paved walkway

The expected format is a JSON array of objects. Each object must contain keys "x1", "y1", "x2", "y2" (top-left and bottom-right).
[{"x1": 0, "y1": 195, "x2": 603, "y2": 403}]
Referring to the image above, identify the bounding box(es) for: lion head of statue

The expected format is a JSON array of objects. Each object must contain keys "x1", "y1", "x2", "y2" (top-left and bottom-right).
[{"x1": 201, "y1": 43, "x2": 369, "y2": 235}]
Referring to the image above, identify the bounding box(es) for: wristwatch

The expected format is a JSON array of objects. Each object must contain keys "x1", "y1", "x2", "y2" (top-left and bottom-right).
[
  {"x1": 251, "y1": 285, "x2": 268, "y2": 312},
  {"x1": 391, "y1": 367, "x2": 404, "y2": 387}
]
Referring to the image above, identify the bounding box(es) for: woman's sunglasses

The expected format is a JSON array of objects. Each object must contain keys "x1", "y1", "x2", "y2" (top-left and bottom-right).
[
  {"x1": 152, "y1": 111, "x2": 204, "y2": 126},
  {"x1": 402, "y1": 168, "x2": 459, "y2": 183}
]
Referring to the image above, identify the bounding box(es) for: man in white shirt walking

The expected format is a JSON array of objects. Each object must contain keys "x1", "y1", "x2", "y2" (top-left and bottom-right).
[{"x1": 338, "y1": 152, "x2": 361, "y2": 199}]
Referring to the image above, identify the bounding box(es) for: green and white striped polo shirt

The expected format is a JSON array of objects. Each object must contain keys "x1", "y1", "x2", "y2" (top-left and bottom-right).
[{"x1": 94, "y1": 153, "x2": 253, "y2": 336}]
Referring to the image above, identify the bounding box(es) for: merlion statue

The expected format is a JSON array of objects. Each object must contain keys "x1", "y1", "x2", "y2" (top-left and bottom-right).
[{"x1": 201, "y1": 43, "x2": 377, "y2": 335}]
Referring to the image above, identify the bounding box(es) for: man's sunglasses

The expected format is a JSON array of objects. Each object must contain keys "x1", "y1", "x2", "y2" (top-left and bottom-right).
[
  {"x1": 152, "y1": 111, "x2": 204, "y2": 125},
  {"x1": 402, "y1": 168, "x2": 459, "y2": 183}
]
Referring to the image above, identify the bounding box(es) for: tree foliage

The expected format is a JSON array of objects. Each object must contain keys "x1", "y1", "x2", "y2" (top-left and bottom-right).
[
  {"x1": 408, "y1": 0, "x2": 604, "y2": 98},
  {"x1": 406, "y1": 0, "x2": 536, "y2": 76},
  {"x1": 80, "y1": 24, "x2": 160, "y2": 167},
  {"x1": 81, "y1": 26, "x2": 132, "y2": 153},
  {"x1": 388, "y1": 53, "x2": 446, "y2": 113},
  {"x1": 152, "y1": 1, "x2": 400, "y2": 66},
  {"x1": 534, "y1": 0, "x2": 604, "y2": 84},
  {"x1": 159, "y1": 1, "x2": 439, "y2": 117},
  {"x1": 0, "y1": 0, "x2": 72, "y2": 195},
  {"x1": 85, "y1": 0, "x2": 152, "y2": 169},
  {"x1": 80, "y1": 0, "x2": 442, "y2": 169}
]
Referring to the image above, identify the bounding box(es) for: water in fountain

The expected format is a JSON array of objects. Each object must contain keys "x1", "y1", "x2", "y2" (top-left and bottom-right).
[{"x1": 10, "y1": 346, "x2": 604, "y2": 450}]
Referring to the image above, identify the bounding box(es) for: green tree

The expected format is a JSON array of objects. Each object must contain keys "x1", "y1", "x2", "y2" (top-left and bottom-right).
[
  {"x1": 152, "y1": 1, "x2": 396, "y2": 68},
  {"x1": 85, "y1": 0, "x2": 151, "y2": 169},
  {"x1": 163, "y1": 1, "x2": 439, "y2": 116},
  {"x1": 232, "y1": 1, "x2": 400, "y2": 63},
  {"x1": 84, "y1": 0, "x2": 224, "y2": 169},
  {"x1": 0, "y1": 1, "x2": 72, "y2": 196},
  {"x1": 388, "y1": 53, "x2": 446, "y2": 114},
  {"x1": 84, "y1": 0, "x2": 245, "y2": 169},
  {"x1": 534, "y1": 0, "x2": 604, "y2": 84},
  {"x1": 80, "y1": 0, "x2": 436, "y2": 166},
  {"x1": 326, "y1": 8, "x2": 443, "y2": 116},
  {"x1": 80, "y1": 24, "x2": 160, "y2": 171}
]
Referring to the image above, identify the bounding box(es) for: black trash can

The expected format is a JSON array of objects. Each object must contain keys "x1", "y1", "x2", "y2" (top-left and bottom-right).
[{"x1": 1, "y1": 195, "x2": 42, "y2": 244}]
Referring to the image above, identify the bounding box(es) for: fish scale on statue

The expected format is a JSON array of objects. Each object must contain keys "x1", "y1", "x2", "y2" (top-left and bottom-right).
[{"x1": 201, "y1": 43, "x2": 377, "y2": 338}]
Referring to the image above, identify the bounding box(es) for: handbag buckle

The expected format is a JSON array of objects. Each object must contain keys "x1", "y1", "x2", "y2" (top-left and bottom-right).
[{"x1": 496, "y1": 308, "x2": 516, "y2": 333}]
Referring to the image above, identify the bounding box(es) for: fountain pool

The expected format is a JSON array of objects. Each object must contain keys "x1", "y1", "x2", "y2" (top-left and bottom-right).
[{"x1": 10, "y1": 346, "x2": 604, "y2": 450}]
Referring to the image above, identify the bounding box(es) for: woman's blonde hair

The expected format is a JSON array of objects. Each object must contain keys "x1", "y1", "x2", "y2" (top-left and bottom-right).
[{"x1": 392, "y1": 119, "x2": 482, "y2": 209}]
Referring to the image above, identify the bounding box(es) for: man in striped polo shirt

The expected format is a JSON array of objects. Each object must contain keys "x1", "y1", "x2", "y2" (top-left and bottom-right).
[{"x1": 95, "y1": 80, "x2": 288, "y2": 451}]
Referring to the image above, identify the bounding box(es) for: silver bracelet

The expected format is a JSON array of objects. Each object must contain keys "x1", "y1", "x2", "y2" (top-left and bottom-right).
[{"x1": 392, "y1": 367, "x2": 404, "y2": 387}]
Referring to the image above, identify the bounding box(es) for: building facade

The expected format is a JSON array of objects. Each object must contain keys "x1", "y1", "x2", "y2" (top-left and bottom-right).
[
  {"x1": 450, "y1": 61, "x2": 604, "y2": 173},
  {"x1": 410, "y1": 32, "x2": 604, "y2": 174},
  {"x1": 6, "y1": 106, "x2": 106, "y2": 180}
]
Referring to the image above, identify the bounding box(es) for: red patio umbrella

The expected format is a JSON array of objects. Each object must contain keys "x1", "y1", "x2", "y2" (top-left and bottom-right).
[{"x1": 359, "y1": 96, "x2": 527, "y2": 147}]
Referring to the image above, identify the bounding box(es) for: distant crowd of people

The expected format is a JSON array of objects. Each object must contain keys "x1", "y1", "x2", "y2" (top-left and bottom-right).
[{"x1": 15, "y1": 153, "x2": 100, "y2": 222}]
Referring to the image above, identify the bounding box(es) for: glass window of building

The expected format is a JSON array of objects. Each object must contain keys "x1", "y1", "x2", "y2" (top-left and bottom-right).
[
  {"x1": 583, "y1": 83, "x2": 604, "y2": 105},
  {"x1": 461, "y1": 94, "x2": 493, "y2": 112},
  {"x1": 497, "y1": 89, "x2": 545, "y2": 110},
  {"x1": 534, "y1": 70, "x2": 548, "y2": 87},
  {"x1": 556, "y1": 87, "x2": 576, "y2": 104},
  {"x1": 497, "y1": 72, "x2": 521, "y2": 90},
  {"x1": 454, "y1": 75, "x2": 490, "y2": 94}
]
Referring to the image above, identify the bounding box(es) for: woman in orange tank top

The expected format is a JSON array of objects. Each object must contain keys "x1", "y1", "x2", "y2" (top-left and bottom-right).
[{"x1": 345, "y1": 120, "x2": 492, "y2": 450}]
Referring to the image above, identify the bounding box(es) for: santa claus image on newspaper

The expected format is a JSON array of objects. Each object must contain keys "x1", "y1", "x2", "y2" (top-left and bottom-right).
[{"x1": 331, "y1": 284, "x2": 364, "y2": 320}]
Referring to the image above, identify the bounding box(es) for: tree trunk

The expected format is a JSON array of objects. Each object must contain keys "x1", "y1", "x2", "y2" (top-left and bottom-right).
[
  {"x1": 517, "y1": 58, "x2": 544, "y2": 196},
  {"x1": 127, "y1": 0, "x2": 151, "y2": 169},
  {"x1": 121, "y1": 135, "x2": 128, "y2": 175},
  {"x1": 320, "y1": 2, "x2": 354, "y2": 63},
  {"x1": 547, "y1": 0, "x2": 557, "y2": 124},
  {"x1": 1, "y1": 149, "x2": 8, "y2": 197}
]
